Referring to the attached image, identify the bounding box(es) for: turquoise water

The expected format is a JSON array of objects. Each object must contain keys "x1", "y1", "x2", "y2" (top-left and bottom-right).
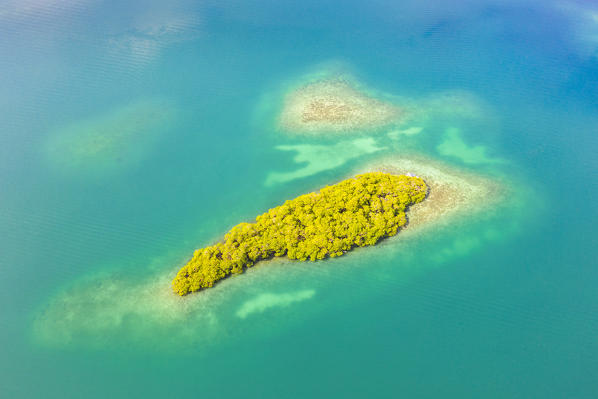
[{"x1": 1, "y1": 0, "x2": 598, "y2": 397}]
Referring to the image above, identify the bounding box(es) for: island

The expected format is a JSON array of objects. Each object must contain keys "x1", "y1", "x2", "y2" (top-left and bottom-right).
[
  {"x1": 33, "y1": 156, "x2": 511, "y2": 348},
  {"x1": 172, "y1": 172, "x2": 428, "y2": 295}
]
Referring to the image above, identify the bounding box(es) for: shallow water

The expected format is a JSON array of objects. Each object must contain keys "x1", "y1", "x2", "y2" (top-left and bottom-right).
[{"x1": 1, "y1": 0, "x2": 598, "y2": 397}]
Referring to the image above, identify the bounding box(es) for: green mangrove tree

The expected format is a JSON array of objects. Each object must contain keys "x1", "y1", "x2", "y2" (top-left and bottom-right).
[{"x1": 173, "y1": 172, "x2": 428, "y2": 295}]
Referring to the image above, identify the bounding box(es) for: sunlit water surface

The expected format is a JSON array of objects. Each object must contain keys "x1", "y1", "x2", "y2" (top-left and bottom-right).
[{"x1": 1, "y1": 0, "x2": 597, "y2": 397}]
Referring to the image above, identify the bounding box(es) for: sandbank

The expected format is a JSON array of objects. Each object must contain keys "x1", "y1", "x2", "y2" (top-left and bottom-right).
[
  {"x1": 273, "y1": 66, "x2": 491, "y2": 137},
  {"x1": 356, "y1": 154, "x2": 504, "y2": 236},
  {"x1": 278, "y1": 78, "x2": 405, "y2": 134},
  {"x1": 31, "y1": 257, "x2": 319, "y2": 351}
]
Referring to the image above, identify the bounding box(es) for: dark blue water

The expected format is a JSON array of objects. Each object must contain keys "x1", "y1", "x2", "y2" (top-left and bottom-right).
[{"x1": 1, "y1": 0, "x2": 597, "y2": 397}]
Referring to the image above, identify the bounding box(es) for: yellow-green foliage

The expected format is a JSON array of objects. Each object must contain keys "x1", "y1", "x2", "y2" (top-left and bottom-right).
[{"x1": 173, "y1": 172, "x2": 428, "y2": 295}]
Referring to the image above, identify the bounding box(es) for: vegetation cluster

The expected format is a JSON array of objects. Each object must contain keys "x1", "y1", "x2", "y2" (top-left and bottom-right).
[{"x1": 173, "y1": 172, "x2": 428, "y2": 295}]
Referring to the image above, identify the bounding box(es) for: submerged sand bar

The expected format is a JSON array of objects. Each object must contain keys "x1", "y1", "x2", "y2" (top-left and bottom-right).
[
  {"x1": 279, "y1": 78, "x2": 403, "y2": 134},
  {"x1": 358, "y1": 155, "x2": 503, "y2": 236},
  {"x1": 43, "y1": 98, "x2": 175, "y2": 177}
]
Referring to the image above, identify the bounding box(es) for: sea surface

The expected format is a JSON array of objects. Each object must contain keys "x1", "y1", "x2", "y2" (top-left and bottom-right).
[{"x1": 1, "y1": 0, "x2": 597, "y2": 397}]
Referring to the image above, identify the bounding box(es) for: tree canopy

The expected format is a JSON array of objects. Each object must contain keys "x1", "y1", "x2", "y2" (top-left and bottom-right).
[{"x1": 173, "y1": 172, "x2": 428, "y2": 296}]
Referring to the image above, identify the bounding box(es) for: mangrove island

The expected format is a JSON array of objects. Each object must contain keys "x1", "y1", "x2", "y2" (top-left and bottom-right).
[{"x1": 172, "y1": 172, "x2": 428, "y2": 295}]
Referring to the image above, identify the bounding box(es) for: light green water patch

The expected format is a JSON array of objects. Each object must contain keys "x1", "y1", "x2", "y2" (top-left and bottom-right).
[
  {"x1": 422, "y1": 90, "x2": 492, "y2": 121},
  {"x1": 43, "y1": 98, "x2": 176, "y2": 178},
  {"x1": 429, "y1": 228, "x2": 498, "y2": 263},
  {"x1": 235, "y1": 289, "x2": 316, "y2": 319},
  {"x1": 264, "y1": 137, "x2": 385, "y2": 185},
  {"x1": 437, "y1": 127, "x2": 505, "y2": 165},
  {"x1": 388, "y1": 126, "x2": 424, "y2": 139}
]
